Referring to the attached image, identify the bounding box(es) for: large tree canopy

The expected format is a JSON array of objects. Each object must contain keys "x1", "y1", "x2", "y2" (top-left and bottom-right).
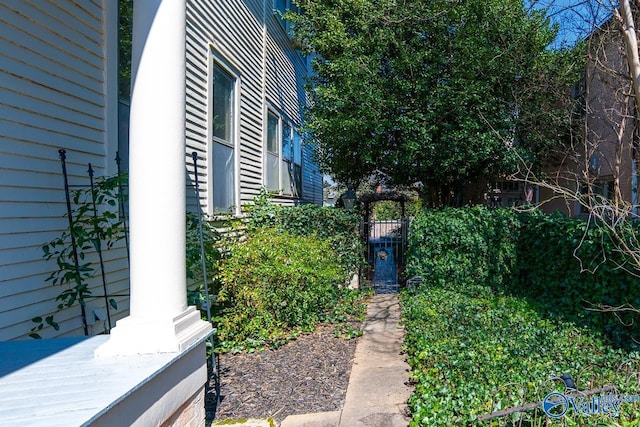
[{"x1": 290, "y1": 0, "x2": 582, "y2": 205}]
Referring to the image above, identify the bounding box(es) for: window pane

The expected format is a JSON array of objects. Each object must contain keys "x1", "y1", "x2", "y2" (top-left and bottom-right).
[
  {"x1": 213, "y1": 141, "x2": 235, "y2": 212},
  {"x1": 281, "y1": 159, "x2": 292, "y2": 195},
  {"x1": 282, "y1": 123, "x2": 291, "y2": 160},
  {"x1": 267, "y1": 113, "x2": 279, "y2": 154},
  {"x1": 607, "y1": 180, "x2": 614, "y2": 198},
  {"x1": 293, "y1": 130, "x2": 302, "y2": 165},
  {"x1": 213, "y1": 67, "x2": 233, "y2": 143},
  {"x1": 291, "y1": 163, "x2": 302, "y2": 198},
  {"x1": 266, "y1": 152, "x2": 279, "y2": 191}
]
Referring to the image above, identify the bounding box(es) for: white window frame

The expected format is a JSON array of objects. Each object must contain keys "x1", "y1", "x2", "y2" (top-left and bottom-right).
[
  {"x1": 208, "y1": 53, "x2": 240, "y2": 215},
  {"x1": 265, "y1": 110, "x2": 281, "y2": 192},
  {"x1": 264, "y1": 108, "x2": 302, "y2": 198}
]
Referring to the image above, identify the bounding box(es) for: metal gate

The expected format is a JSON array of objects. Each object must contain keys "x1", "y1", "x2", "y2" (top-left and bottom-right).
[{"x1": 360, "y1": 219, "x2": 409, "y2": 293}]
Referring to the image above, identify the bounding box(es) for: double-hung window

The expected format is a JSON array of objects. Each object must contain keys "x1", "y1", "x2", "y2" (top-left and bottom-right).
[
  {"x1": 265, "y1": 110, "x2": 302, "y2": 198},
  {"x1": 211, "y1": 63, "x2": 236, "y2": 213},
  {"x1": 266, "y1": 112, "x2": 280, "y2": 191}
]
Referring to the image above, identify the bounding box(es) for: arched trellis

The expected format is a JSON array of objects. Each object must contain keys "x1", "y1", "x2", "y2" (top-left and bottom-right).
[
  {"x1": 357, "y1": 191, "x2": 411, "y2": 292},
  {"x1": 358, "y1": 191, "x2": 410, "y2": 223}
]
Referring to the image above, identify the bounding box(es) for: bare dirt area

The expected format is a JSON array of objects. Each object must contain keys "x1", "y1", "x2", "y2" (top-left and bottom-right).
[{"x1": 206, "y1": 322, "x2": 361, "y2": 425}]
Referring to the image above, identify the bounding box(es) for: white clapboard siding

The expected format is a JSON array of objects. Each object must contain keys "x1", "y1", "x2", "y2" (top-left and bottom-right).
[
  {"x1": 264, "y1": 15, "x2": 306, "y2": 123},
  {"x1": 302, "y1": 142, "x2": 323, "y2": 205},
  {"x1": 186, "y1": 0, "x2": 318, "y2": 212},
  {"x1": 188, "y1": 0, "x2": 265, "y2": 210},
  {"x1": 264, "y1": 4, "x2": 322, "y2": 205},
  {"x1": 0, "y1": 1, "x2": 126, "y2": 341}
]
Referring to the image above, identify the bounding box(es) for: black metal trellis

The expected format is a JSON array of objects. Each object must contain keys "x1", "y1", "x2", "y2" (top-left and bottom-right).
[
  {"x1": 57, "y1": 149, "x2": 129, "y2": 334},
  {"x1": 191, "y1": 151, "x2": 221, "y2": 416},
  {"x1": 58, "y1": 149, "x2": 89, "y2": 336},
  {"x1": 88, "y1": 163, "x2": 113, "y2": 331}
]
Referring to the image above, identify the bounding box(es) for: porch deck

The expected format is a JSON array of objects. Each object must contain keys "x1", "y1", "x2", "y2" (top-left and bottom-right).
[{"x1": 0, "y1": 336, "x2": 199, "y2": 426}]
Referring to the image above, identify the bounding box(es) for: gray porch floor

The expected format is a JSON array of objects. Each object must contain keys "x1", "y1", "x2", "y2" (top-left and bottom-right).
[{"x1": 0, "y1": 336, "x2": 180, "y2": 426}]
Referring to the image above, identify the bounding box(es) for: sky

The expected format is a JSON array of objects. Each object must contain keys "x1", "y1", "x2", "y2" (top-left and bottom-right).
[{"x1": 528, "y1": 0, "x2": 614, "y2": 47}]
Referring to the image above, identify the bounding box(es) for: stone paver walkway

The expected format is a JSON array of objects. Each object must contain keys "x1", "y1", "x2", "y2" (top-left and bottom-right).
[{"x1": 280, "y1": 293, "x2": 412, "y2": 427}]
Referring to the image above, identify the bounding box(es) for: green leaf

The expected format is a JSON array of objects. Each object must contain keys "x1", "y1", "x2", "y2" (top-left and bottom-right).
[
  {"x1": 37, "y1": 170, "x2": 128, "y2": 337},
  {"x1": 45, "y1": 316, "x2": 60, "y2": 331}
]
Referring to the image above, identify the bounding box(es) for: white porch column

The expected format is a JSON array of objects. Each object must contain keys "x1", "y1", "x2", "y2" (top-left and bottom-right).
[{"x1": 97, "y1": 0, "x2": 211, "y2": 356}]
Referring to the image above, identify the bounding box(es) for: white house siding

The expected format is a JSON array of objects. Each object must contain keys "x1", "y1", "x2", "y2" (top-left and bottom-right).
[
  {"x1": 302, "y1": 142, "x2": 323, "y2": 204},
  {"x1": 186, "y1": 0, "x2": 265, "y2": 215},
  {"x1": 0, "y1": 1, "x2": 128, "y2": 340},
  {"x1": 265, "y1": 13, "x2": 323, "y2": 206},
  {"x1": 264, "y1": 20, "x2": 304, "y2": 128},
  {"x1": 186, "y1": 0, "x2": 322, "y2": 213}
]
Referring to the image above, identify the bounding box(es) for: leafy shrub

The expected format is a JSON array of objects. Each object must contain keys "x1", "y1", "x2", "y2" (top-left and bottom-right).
[
  {"x1": 185, "y1": 212, "x2": 222, "y2": 310},
  {"x1": 246, "y1": 190, "x2": 363, "y2": 279},
  {"x1": 372, "y1": 198, "x2": 423, "y2": 221},
  {"x1": 215, "y1": 227, "x2": 362, "y2": 352}
]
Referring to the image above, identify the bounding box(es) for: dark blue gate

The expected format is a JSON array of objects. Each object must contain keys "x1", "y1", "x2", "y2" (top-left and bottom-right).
[{"x1": 360, "y1": 219, "x2": 408, "y2": 293}]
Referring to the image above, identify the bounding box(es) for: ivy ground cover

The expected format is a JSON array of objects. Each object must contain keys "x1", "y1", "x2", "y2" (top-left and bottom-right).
[
  {"x1": 402, "y1": 285, "x2": 640, "y2": 426},
  {"x1": 403, "y1": 207, "x2": 640, "y2": 425}
]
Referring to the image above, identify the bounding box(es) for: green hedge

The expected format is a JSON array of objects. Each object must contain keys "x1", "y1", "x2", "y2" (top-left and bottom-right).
[
  {"x1": 406, "y1": 206, "x2": 519, "y2": 295},
  {"x1": 516, "y1": 211, "x2": 640, "y2": 347},
  {"x1": 406, "y1": 206, "x2": 640, "y2": 346}
]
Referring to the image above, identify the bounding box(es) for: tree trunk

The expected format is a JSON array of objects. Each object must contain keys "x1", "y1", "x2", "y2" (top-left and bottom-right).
[
  {"x1": 620, "y1": 0, "x2": 640, "y2": 115},
  {"x1": 616, "y1": 0, "x2": 640, "y2": 212}
]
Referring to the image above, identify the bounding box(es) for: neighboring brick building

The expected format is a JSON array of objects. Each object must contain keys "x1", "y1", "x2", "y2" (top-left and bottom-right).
[{"x1": 540, "y1": 18, "x2": 639, "y2": 217}]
